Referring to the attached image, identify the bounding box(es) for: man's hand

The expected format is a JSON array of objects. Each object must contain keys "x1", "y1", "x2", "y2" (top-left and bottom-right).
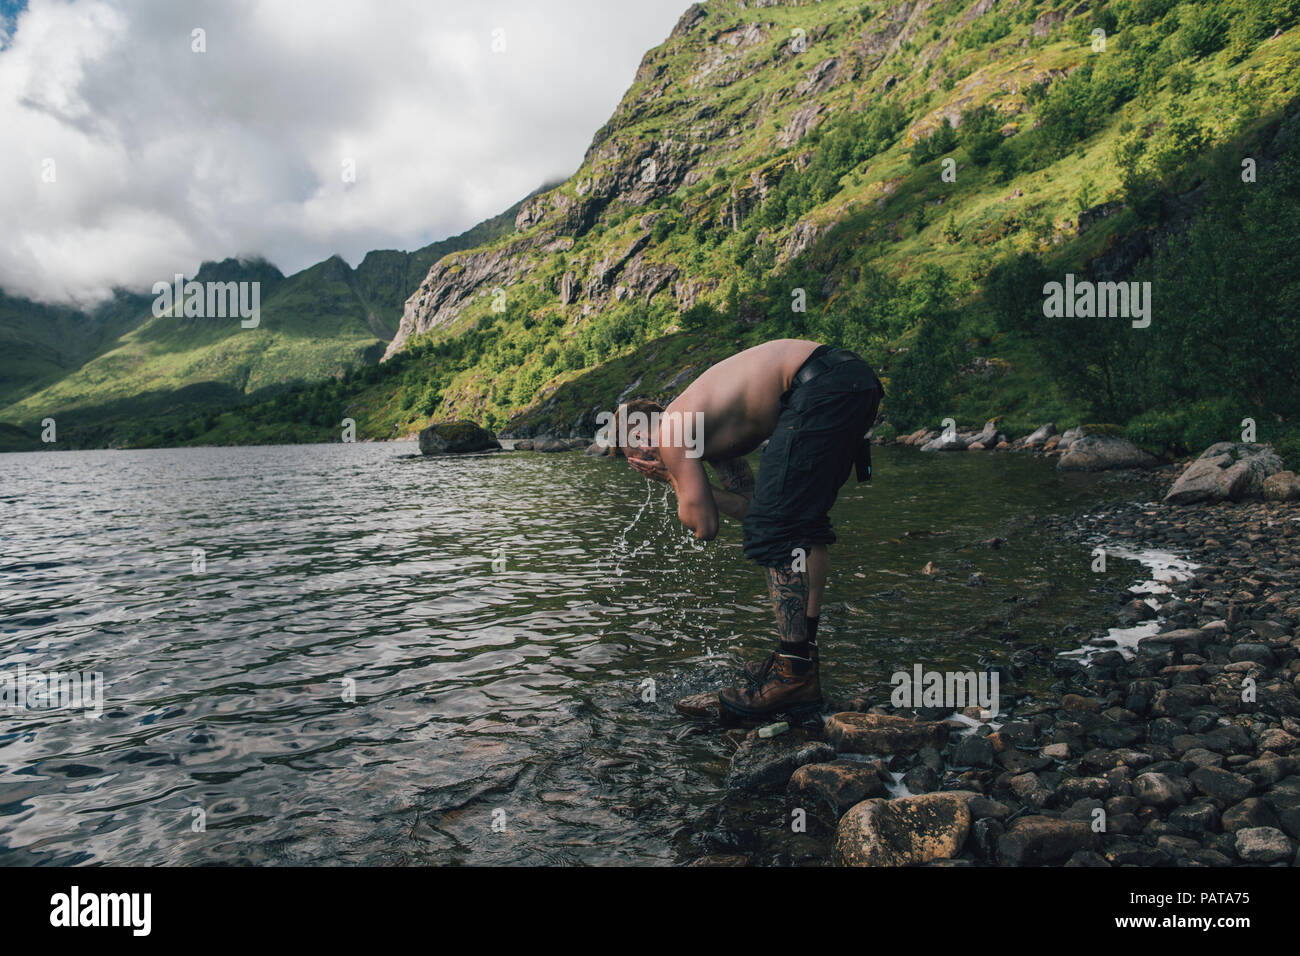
[{"x1": 626, "y1": 448, "x2": 670, "y2": 484}]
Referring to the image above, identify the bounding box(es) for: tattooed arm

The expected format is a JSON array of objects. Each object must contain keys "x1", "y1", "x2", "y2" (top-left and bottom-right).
[{"x1": 708, "y1": 456, "x2": 755, "y2": 521}]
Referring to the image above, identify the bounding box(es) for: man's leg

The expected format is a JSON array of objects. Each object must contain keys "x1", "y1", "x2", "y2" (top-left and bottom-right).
[
  {"x1": 807, "y1": 544, "x2": 828, "y2": 615},
  {"x1": 764, "y1": 562, "x2": 809, "y2": 644},
  {"x1": 721, "y1": 557, "x2": 823, "y2": 717},
  {"x1": 762, "y1": 545, "x2": 825, "y2": 670},
  {"x1": 806, "y1": 543, "x2": 828, "y2": 644}
]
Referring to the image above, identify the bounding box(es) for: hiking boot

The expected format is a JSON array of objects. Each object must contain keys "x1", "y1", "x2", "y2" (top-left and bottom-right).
[
  {"x1": 742, "y1": 643, "x2": 818, "y2": 681},
  {"x1": 720, "y1": 653, "x2": 822, "y2": 722}
]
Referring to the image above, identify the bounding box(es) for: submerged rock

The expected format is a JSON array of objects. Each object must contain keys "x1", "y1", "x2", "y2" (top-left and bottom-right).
[
  {"x1": 674, "y1": 692, "x2": 720, "y2": 720},
  {"x1": 418, "y1": 421, "x2": 501, "y2": 455},
  {"x1": 834, "y1": 793, "x2": 971, "y2": 867},
  {"x1": 687, "y1": 854, "x2": 749, "y2": 867}
]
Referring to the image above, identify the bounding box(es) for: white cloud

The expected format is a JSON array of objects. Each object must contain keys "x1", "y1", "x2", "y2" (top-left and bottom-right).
[{"x1": 0, "y1": 0, "x2": 689, "y2": 305}]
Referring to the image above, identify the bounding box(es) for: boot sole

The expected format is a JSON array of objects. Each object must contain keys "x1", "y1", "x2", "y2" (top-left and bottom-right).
[{"x1": 718, "y1": 696, "x2": 824, "y2": 724}]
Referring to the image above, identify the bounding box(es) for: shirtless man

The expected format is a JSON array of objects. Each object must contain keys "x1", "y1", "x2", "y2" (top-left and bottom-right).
[{"x1": 613, "y1": 339, "x2": 883, "y2": 720}]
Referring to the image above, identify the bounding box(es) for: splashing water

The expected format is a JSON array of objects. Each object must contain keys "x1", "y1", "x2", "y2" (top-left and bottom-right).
[{"x1": 604, "y1": 478, "x2": 656, "y2": 575}]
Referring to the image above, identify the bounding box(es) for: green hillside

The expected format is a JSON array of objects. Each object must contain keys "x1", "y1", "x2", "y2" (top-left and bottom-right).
[
  {"x1": 0, "y1": 191, "x2": 536, "y2": 449},
  {"x1": 5, "y1": 0, "x2": 1299, "y2": 457}
]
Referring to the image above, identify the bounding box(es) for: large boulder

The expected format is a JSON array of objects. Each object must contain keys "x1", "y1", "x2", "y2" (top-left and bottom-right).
[
  {"x1": 1263, "y1": 471, "x2": 1300, "y2": 501},
  {"x1": 1164, "y1": 442, "x2": 1285, "y2": 505},
  {"x1": 1057, "y1": 434, "x2": 1158, "y2": 471},
  {"x1": 418, "y1": 421, "x2": 501, "y2": 455},
  {"x1": 834, "y1": 793, "x2": 972, "y2": 866}
]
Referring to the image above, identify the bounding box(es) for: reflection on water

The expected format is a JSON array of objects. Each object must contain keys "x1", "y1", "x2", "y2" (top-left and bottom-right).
[{"x1": 0, "y1": 442, "x2": 1148, "y2": 865}]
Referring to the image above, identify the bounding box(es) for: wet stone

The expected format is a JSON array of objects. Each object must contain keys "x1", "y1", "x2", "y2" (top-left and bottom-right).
[
  {"x1": 688, "y1": 854, "x2": 749, "y2": 866},
  {"x1": 1133, "y1": 772, "x2": 1188, "y2": 809},
  {"x1": 1234, "y1": 826, "x2": 1294, "y2": 863},
  {"x1": 1168, "y1": 801, "x2": 1221, "y2": 834},
  {"x1": 1189, "y1": 766, "x2": 1254, "y2": 803},
  {"x1": 786, "y1": 762, "x2": 887, "y2": 819},
  {"x1": 725, "y1": 730, "x2": 835, "y2": 793},
  {"x1": 824, "y1": 712, "x2": 949, "y2": 755},
  {"x1": 674, "y1": 692, "x2": 720, "y2": 720},
  {"x1": 1221, "y1": 797, "x2": 1280, "y2": 832},
  {"x1": 952, "y1": 734, "x2": 995, "y2": 767},
  {"x1": 834, "y1": 793, "x2": 972, "y2": 867},
  {"x1": 997, "y1": 816, "x2": 1098, "y2": 866}
]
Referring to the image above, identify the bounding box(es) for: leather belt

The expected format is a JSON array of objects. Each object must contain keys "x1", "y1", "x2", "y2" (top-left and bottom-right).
[
  {"x1": 793, "y1": 347, "x2": 860, "y2": 388},
  {"x1": 789, "y1": 347, "x2": 876, "y2": 484}
]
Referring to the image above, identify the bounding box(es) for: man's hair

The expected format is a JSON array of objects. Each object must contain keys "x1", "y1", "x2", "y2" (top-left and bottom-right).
[{"x1": 611, "y1": 397, "x2": 664, "y2": 457}]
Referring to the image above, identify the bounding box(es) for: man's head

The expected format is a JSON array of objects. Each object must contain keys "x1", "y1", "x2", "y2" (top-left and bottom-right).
[{"x1": 611, "y1": 398, "x2": 664, "y2": 459}]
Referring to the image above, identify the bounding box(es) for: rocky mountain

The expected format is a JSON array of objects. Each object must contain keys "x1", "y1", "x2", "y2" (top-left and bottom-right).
[{"x1": 4, "y1": 0, "x2": 1297, "y2": 456}]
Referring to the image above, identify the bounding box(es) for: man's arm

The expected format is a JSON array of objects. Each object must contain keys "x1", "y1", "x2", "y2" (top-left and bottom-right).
[
  {"x1": 658, "y1": 440, "x2": 719, "y2": 541},
  {"x1": 709, "y1": 456, "x2": 754, "y2": 521}
]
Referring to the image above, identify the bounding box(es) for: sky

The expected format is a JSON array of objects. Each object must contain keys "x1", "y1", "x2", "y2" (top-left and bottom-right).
[{"x1": 0, "y1": 0, "x2": 690, "y2": 306}]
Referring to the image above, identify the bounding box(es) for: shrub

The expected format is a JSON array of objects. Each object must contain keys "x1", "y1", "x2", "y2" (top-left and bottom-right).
[
  {"x1": 910, "y1": 118, "x2": 958, "y2": 166},
  {"x1": 1175, "y1": 4, "x2": 1229, "y2": 58},
  {"x1": 959, "y1": 104, "x2": 1004, "y2": 165}
]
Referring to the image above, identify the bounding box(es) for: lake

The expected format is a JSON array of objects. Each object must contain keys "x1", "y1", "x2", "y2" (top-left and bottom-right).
[{"x1": 0, "y1": 441, "x2": 1156, "y2": 865}]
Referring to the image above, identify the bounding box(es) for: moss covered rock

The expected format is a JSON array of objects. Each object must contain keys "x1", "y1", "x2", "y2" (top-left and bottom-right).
[{"x1": 418, "y1": 420, "x2": 500, "y2": 455}]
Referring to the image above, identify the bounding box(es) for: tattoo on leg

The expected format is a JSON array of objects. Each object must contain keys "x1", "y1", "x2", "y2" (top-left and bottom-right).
[{"x1": 765, "y1": 563, "x2": 808, "y2": 644}]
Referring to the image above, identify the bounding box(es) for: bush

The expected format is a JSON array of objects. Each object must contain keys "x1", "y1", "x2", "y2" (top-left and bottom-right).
[
  {"x1": 1034, "y1": 66, "x2": 1113, "y2": 157},
  {"x1": 678, "y1": 302, "x2": 724, "y2": 330},
  {"x1": 959, "y1": 104, "x2": 1004, "y2": 165},
  {"x1": 1175, "y1": 4, "x2": 1229, "y2": 58},
  {"x1": 910, "y1": 118, "x2": 958, "y2": 166},
  {"x1": 1124, "y1": 399, "x2": 1242, "y2": 456}
]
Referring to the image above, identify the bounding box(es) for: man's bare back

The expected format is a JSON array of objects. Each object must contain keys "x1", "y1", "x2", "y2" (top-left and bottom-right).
[
  {"x1": 667, "y1": 338, "x2": 821, "y2": 462},
  {"x1": 625, "y1": 339, "x2": 821, "y2": 542}
]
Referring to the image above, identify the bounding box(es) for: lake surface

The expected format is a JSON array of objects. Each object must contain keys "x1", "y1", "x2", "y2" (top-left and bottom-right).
[{"x1": 0, "y1": 442, "x2": 1158, "y2": 865}]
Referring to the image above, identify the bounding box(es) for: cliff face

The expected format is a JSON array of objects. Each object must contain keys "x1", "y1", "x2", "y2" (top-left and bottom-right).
[
  {"x1": 382, "y1": 0, "x2": 1111, "y2": 360},
  {"x1": 383, "y1": 0, "x2": 870, "y2": 358}
]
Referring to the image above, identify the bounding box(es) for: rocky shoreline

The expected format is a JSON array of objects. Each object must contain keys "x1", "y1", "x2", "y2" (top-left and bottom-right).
[{"x1": 686, "y1": 490, "x2": 1300, "y2": 867}]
